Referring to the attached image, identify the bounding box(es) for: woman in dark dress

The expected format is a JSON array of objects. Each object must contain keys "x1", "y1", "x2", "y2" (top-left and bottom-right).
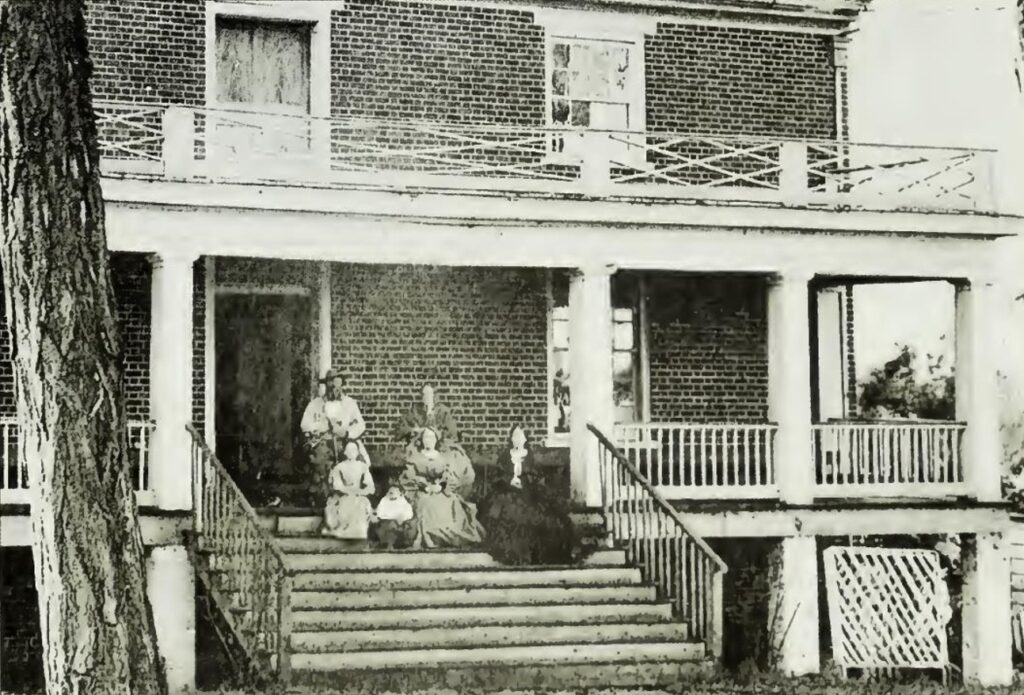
[{"x1": 482, "y1": 425, "x2": 574, "y2": 565}]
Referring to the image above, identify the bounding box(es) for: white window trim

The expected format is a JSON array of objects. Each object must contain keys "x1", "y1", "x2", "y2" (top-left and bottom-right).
[
  {"x1": 205, "y1": 1, "x2": 339, "y2": 119},
  {"x1": 534, "y1": 9, "x2": 655, "y2": 169}
]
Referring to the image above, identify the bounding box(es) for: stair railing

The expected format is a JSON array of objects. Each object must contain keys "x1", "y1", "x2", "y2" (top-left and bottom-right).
[
  {"x1": 589, "y1": 423, "x2": 727, "y2": 659},
  {"x1": 187, "y1": 424, "x2": 292, "y2": 685}
]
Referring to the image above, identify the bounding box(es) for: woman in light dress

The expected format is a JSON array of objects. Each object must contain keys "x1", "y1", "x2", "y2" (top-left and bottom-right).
[
  {"x1": 399, "y1": 427, "x2": 484, "y2": 549},
  {"x1": 321, "y1": 441, "x2": 375, "y2": 541}
]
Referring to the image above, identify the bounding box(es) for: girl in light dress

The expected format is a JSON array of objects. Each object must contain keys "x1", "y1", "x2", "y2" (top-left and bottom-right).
[{"x1": 321, "y1": 441, "x2": 375, "y2": 541}]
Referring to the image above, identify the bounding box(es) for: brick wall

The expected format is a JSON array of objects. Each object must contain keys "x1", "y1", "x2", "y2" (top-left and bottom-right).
[
  {"x1": 647, "y1": 24, "x2": 836, "y2": 138},
  {"x1": 0, "y1": 256, "x2": 152, "y2": 421},
  {"x1": 85, "y1": 0, "x2": 205, "y2": 105},
  {"x1": 0, "y1": 548, "x2": 43, "y2": 694},
  {"x1": 647, "y1": 275, "x2": 769, "y2": 423},
  {"x1": 330, "y1": 1, "x2": 546, "y2": 124},
  {"x1": 330, "y1": 264, "x2": 549, "y2": 449}
]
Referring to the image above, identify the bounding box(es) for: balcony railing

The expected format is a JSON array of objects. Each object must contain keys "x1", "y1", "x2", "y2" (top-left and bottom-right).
[
  {"x1": 94, "y1": 101, "x2": 996, "y2": 214},
  {"x1": 812, "y1": 420, "x2": 967, "y2": 498},
  {"x1": 616, "y1": 423, "x2": 778, "y2": 500},
  {"x1": 0, "y1": 417, "x2": 156, "y2": 505}
]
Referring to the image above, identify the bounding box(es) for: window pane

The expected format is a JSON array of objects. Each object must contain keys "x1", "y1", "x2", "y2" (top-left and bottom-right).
[
  {"x1": 553, "y1": 42, "x2": 570, "y2": 69},
  {"x1": 570, "y1": 101, "x2": 590, "y2": 127},
  {"x1": 552, "y1": 70, "x2": 568, "y2": 96},
  {"x1": 613, "y1": 321, "x2": 634, "y2": 350},
  {"x1": 553, "y1": 318, "x2": 570, "y2": 348},
  {"x1": 612, "y1": 352, "x2": 635, "y2": 406},
  {"x1": 552, "y1": 98, "x2": 569, "y2": 124},
  {"x1": 216, "y1": 19, "x2": 310, "y2": 111},
  {"x1": 590, "y1": 102, "x2": 629, "y2": 130},
  {"x1": 553, "y1": 351, "x2": 571, "y2": 434},
  {"x1": 552, "y1": 305, "x2": 569, "y2": 321}
]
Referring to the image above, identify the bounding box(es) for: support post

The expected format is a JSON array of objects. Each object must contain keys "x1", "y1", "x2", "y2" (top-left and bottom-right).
[
  {"x1": 956, "y1": 280, "x2": 1002, "y2": 501},
  {"x1": 580, "y1": 131, "x2": 613, "y2": 192},
  {"x1": 149, "y1": 251, "x2": 197, "y2": 510},
  {"x1": 768, "y1": 536, "x2": 821, "y2": 676},
  {"x1": 568, "y1": 264, "x2": 615, "y2": 507},
  {"x1": 146, "y1": 546, "x2": 196, "y2": 695},
  {"x1": 961, "y1": 533, "x2": 1013, "y2": 686},
  {"x1": 779, "y1": 141, "x2": 810, "y2": 201},
  {"x1": 318, "y1": 262, "x2": 332, "y2": 378},
  {"x1": 162, "y1": 106, "x2": 196, "y2": 179},
  {"x1": 767, "y1": 272, "x2": 815, "y2": 504}
]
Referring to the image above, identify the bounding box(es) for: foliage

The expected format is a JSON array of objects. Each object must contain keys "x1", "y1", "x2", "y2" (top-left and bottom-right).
[{"x1": 858, "y1": 345, "x2": 955, "y2": 421}]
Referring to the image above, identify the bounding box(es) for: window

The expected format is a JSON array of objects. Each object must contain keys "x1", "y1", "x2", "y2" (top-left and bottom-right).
[
  {"x1": 216, "y1": 18, "x2": 311, "y2": 115},
  {"x1": 547, "y1": 270, "x2": 646, "y2": 441},
  {"x1": 535, "y1": 9, "x2": 654, "y2": 167}
]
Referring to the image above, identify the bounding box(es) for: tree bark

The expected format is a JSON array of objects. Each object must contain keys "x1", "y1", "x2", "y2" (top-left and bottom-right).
[{"x1": 0, "y1": 2, "x2": 167, "y2": 694}]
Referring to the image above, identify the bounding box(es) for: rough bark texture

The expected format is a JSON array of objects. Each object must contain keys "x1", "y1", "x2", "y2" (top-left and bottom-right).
[{"x1": 0, "y1": 2, "x2": 167, "y2": 694}]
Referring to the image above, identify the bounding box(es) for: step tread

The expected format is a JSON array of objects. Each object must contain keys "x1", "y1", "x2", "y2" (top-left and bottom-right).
[
  {"x1": 290, "y1": 567, "x2": 641, "y2": 590},
  {"x1": 289, "y1": 621, "x2": 692, "y2": 652},
  {"x1": 289, "y1": 584, "x2": 658, "y2": 610},
  {"x1": 290, "y1": 640, "x2": 705, "y2": 671}
]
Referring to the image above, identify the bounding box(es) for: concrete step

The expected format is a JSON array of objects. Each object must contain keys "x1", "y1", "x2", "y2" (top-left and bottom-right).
[
  {"x1": 290, "y1": 584, "x2": 657, "y2": 611},
  {"x1": 283, "y1": 550, "x2": 501, "y2": 572},
  {"x1": 290, "y1": 640, "x2": 705, "y2": 672},
  {"x1": 290, "y1": 600, "x2": 675, "y2": 631},
  {"x1": 290, "y1": 566, "x2": 642, "y2": 591},
  {"x1": 291, "y1": 657, "x2": 711, "y2": 690},
  {"x1": 290, "y1": 621, "x2": 690, "y2": 652}
]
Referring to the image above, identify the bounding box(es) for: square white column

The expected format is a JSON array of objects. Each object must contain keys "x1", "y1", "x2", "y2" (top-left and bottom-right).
[
  {"x1": 568, "y1": 265, "x2": 615, "y2": 508},
  {"x1": 149, "y1": 251, "x2": 197, "y2": 511},
  {"x1": 768, "y1": 536, "x2": 821, "y2": 676},
  {"x1": 955, "y1": 280, "x2": 1002, "y2": 502},
  {"x1": 961, "y1": 533, "x2": 1013, "y2": 686},
  {"x1": 146, "y1": 545, "x2": 196, "y2": 694},
  {"x1": 767, "y1": 272, "x2": 815, "y2": 505}
]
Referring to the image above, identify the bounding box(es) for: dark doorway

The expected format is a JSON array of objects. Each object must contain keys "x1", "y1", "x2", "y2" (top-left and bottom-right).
[{"x1": 215, "y1": 292, "x2": 313, "y2": 503}]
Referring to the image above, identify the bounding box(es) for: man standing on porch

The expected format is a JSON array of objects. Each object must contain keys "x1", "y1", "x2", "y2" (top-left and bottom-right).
[{"x1": 300, "y1": 368, "x2": 368, "y2": 506}]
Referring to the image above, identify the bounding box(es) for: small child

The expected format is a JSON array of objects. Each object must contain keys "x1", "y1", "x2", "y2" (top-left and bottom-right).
[{"x1": 374, "y1": 485, "x2": 415, "y2": 550}]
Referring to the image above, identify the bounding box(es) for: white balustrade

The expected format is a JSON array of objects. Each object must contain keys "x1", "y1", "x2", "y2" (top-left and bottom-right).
[
  {"x1": 615, "y1": 423, "x2": 778, "y2": 499},
  {"x1": 93, "y1": 101, "x2": 996, "y2": 214},
  {"x1": 812, "y1": 421, "x2": 967, "y2": 498},
  {"x1": 0, "y1": 418, "x2": 155, "y2": 504}
]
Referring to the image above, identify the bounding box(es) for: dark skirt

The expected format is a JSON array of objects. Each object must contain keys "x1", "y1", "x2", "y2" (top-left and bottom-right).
[{"x1": 482, "y1": 485, "x2": 573, "y2": 565}]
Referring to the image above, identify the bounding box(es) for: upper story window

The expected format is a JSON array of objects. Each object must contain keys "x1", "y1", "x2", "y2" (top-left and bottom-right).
[
  {"x1": 534, "y1": 10, "x2": 656, "y2": 165},
  {"x1": 215, "y1": 18, "x2": 311, "y2": 115}
]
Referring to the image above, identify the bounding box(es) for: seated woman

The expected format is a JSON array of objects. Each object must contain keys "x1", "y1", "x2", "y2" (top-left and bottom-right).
[
  {"x1": 399, "y1": 427, "x2": 484, "y2": 549},
  {"x1": 482, "y1": 425, "x2": 574, "y2": 565},
  {"x1": 321, "y1": 441, "x2": 375, "y2": 542},
  {"x1": 392, "y1": 383, "x2": 475, "y2": 498}
]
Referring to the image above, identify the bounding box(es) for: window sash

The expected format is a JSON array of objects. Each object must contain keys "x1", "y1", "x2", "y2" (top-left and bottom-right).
[{"x1": 215, "y1": 18, "x2": 312, "y2": 115}]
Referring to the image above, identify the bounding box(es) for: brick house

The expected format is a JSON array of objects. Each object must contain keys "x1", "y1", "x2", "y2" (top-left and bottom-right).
[{"x1": 0, "y1": 0, "x2": 1019, "y2": 691}]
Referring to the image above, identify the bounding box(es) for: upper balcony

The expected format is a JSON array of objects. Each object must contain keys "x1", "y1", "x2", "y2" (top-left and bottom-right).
[{"x1": 96, "y1": 101, "x2": 998, "y2": 217}]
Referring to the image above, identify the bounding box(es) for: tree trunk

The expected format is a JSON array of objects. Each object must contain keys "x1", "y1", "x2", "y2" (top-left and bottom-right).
[{"x1": 0, "y1": 2, "x2": 167, "y2": 694}]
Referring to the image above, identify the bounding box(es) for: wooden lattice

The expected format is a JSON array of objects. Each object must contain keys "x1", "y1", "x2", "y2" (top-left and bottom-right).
[{"x1": 823, "y1": 547, "x2": 952, "y2": 672}]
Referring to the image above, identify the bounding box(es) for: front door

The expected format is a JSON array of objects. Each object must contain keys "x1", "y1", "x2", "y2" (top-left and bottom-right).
[{"x1": 215, "y1": 293, "x2": 312, "y2": 500}]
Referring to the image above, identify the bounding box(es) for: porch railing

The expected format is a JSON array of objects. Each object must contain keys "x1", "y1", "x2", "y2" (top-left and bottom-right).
[
  {"x1": 616, "y1": 423, "x2": 778, "y2": 499},
  {"x1": 590, "y1": 423, "x2": 726, "y2": 658},
  {"x1": 93, "y1": 101, "x2": 996, "y2": 214},
  {"x1": 1, "y1": 416, "x2": 155, "y2": 504},
  {"x1": 187, "y1": 424, "x2": 291, "y2": 685},
  {"x1": 812, "y1": 421, "x2": 967, "y2": 498}
]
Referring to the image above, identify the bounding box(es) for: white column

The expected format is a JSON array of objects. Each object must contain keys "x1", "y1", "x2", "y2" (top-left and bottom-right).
[
  {"x1": 149, "y1": 251, "x2": 197, "y2": 511},
  {"x1": 956, "y1": 280, "x2": 1002, "y2": 502},
  {"x1": 568, "y1": 264, "x2": 615, "y2": 508},
  {"x1": 768, "y1": 536, "x2": 821, "y2": 676},
  {"x1": 318, "y1": 262, "x2": 333, "y2": 377},
  {"x1": 767, "y1": 272, "x2": 815, "y2": 504},
  {"x1": 961, "y1": 533, "x2": 1013, "y2": 686},
  {"x1": 146, "y1": 545, "x2": 196, "y2": 695}
]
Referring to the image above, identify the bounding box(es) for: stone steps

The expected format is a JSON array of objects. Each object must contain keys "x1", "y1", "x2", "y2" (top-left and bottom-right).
[
  {"x1": 290, "y1": 621, "x2": 689, "y2": 652},
  {"x1": 290, "y1": 565, "x2": 641, "y2": 591}
]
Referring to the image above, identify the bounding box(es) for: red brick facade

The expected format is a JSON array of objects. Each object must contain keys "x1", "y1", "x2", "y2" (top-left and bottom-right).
[{"x1": 83, "y1": 0, "x2": 839, "y2": 138}]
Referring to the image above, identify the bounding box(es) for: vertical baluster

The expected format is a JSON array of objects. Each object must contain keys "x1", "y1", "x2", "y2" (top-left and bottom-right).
[
  {"x1": 688, "y1": 427, "x2": 696, "y2": 487},
  {"x1": 2, "y1": 423, "x2": 9, "y2": 491},
  {"x1": 731, "y1": 427, "x2": 740, "y2": 487}
]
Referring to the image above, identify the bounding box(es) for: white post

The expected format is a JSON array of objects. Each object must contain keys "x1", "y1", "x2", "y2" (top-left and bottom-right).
[
  {"x1": 149, "y1": 251, "x2": 197, "y2": 511},
  {"x1": 580, "y1": 131, "x2": 613, "y2": 193},
  {"x1": 146, "y1": 545, "x2": 196, "y2": 694},
  {"x1": 161, "y1": 106, "x2": 196, "y2": 179},
  {"x1": 956, "y1": 280, "x2": 1002, "y2": 501},
  {"x1": 778, "y1": 141, "x2": 810, "y2": 201},
  {"x1": 569, "y1": 264, "x2": 615, "y2": 507},
  {"x1": 961, "y1": 533, "x2": 1013, "y2": 686},
  {"x1": 768, "y1": 272, "x2": 815, "y2": 504},
  {"x1": 769, "y1": 535, "x2": 821, "y2": 676},
  {"x1": 318, "y1": 262, "x2": 333, "y2": 378}
]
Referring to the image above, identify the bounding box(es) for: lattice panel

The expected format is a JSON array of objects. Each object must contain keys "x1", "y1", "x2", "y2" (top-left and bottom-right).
[{"x1": 823, "y1": 547, "x2": 952, "y2": 671}]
